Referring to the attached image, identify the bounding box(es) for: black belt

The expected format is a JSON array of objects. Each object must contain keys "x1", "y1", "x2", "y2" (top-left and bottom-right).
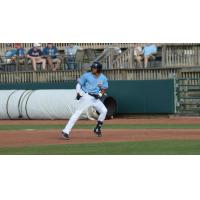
[{"x1": 88, "y1": 93, "x2": 99, "y2": 99}]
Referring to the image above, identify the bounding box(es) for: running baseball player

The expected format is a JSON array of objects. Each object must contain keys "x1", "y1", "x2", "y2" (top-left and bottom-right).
[{"x1": 61, "y1": 61, "x2": 108, "y2": 139}]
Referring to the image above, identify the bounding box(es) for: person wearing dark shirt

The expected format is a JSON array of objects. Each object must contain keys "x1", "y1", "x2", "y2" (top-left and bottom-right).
[
  {"x1": 43, "y1": 43, "x2": 61, "y2": 71},
  {"x1": 27, "y1": 43, "x2": 46, "y2": 71}
]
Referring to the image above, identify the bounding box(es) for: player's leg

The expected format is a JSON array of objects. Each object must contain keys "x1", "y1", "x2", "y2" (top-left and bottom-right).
[
  {"x1": 53, "y1": 58, "x2": 61, "y2": 71},
  {"x1": 41, "y1": 58, "x2": 46, "y2": 70},
  {"x1": 144, "y1": 56, "x2": 150, "y2": 68},
  {"x1": 36, "y1": 57, "x2": 46, "y2": 70},
  {"x1": 92, "y1": 100, "x2": 107, "y2": 137},
  {"x1": 47, "y1": 57, "x2": 53, "y2": 70},
  {"x1": 31, "y1": 58, "x2": 37, "y2": 71},
  {"x1": 62, "y1": 94, "x2": 93, "y2": 139}
]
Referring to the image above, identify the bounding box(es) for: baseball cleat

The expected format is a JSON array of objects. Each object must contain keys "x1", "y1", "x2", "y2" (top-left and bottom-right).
[
  {"x1": 93, "y1": 127, "x2": 102, "y2": 137},
  {"x1": 61, "y1": 131, "x2": 70, "y2": 140}
]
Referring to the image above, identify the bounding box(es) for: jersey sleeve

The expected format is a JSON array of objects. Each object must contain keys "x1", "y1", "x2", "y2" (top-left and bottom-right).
[{"x1": 77, "y1": 73, "x2": 87, "y2": 86}]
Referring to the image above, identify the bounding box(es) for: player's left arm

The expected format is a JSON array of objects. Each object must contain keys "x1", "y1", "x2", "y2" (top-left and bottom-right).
[{"x1": 99, "y1": 77, "x2": 108, "y2": 97}]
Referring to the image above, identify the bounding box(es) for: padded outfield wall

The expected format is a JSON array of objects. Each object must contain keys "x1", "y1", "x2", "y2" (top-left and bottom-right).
[{"x1": 0, "y1": 80, "x2": 175, "y2": 114}]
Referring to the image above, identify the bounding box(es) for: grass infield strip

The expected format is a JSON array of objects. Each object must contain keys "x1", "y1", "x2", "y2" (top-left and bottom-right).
[
  {"x1": 1, "y1": 140, "x2": 200, "y2": 155},
  {"x1": 0, "y1": 124, "x2": 200, "y2": 131}
]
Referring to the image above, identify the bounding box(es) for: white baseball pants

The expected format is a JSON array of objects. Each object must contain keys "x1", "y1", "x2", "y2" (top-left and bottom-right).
[{"x1": 62, "y1": 93, "x2": 107, "y2": 135}]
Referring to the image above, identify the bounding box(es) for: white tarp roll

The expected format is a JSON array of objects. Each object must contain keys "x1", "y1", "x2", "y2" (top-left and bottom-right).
[
  {"x1": 0, "y1": 90, "x2": 98, "y2": 120},
  {"x1": 0, "y1": 90, "x2": 15, "y2": 119},
  {"x1": 7, "y1": 90, "x2": 32, "y2": 119}
]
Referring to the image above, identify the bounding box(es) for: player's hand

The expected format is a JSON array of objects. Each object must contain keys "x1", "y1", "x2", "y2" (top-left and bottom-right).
[
  {"x1": 98, "y1": 92, "x2": 103, "y2": 98},
  {"x1": 76, "y1": 93, "x2": 82, "y2": 100},
  {"x1": 94, "y1": 92, "x2": 104, "y2": 99},
  {"x1": 98, "y1": 92, "x2": 107, "y2": 98}
]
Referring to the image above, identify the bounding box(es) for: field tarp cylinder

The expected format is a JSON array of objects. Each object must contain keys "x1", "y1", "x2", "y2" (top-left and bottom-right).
[
  {"x1": 0, "y1": 90, "x2": 95, "y2": 119},
  {"x1": 0, "y1": 90, "x2": 117, "y2": 120}
]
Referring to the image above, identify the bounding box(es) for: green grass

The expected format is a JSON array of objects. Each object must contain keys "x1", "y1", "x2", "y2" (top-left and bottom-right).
[
  {"x1": 0, "y1": 124, "x2": 200, "y2": 131},
  {"x1": 1, "y1": 123, "x2": 200, "y2": 155},
  {"x1": 1, "y1": 140, "x2": 200, "y2": 155}
]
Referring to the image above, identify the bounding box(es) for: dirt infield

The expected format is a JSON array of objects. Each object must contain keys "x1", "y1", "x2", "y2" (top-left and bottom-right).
[
  {"x1": 0, "y1": 117, "x2": 200, "y2": 125},
  {"x1": 0, "y1": 118, "x2": 200, "y2": 148},
  {"x1": 0, "y1": 129, "x2": 200, "y2": 148}
]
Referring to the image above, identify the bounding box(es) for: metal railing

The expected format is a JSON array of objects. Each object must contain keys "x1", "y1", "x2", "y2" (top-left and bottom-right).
[
  {"x1": 0, "y1": 70, "x2": 82, "y2": 84},
  {"x1": 176, "y1": 78, "x2": 200, "y2": 115},
  {"x1": 162, "y1": 45, "x2": 200, "y2": 67},
  {"x1": 102, "y1": 45, "x2": 200, "y2": 69},
  {"x1": 1, "y1": 67, "x2": 200, "y2": 84},
  {"x1": 103, "y1": 68, "x2": 181, "y2": 80},
  {"x1": 93, "y1": 47, "x2": 162, "y2": 69}
]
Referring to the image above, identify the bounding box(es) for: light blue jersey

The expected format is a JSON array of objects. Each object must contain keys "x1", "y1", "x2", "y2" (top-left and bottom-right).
[
  {"x1": 143, "y1": 44, "x2": 157, "y2": 56},
  {"x1": 78, "y1": 72, "x2": 108, "y2": 94}
]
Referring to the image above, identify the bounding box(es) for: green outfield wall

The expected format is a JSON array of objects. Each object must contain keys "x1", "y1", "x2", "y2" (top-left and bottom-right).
[{"x1": 0, "y1": 80, "x2": 175, "y2": 114}]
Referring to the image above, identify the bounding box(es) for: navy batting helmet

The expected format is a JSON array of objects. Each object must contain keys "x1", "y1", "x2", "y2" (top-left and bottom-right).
[{"x1": 91, "y1": 62, "x2": 102, "y2": 73}]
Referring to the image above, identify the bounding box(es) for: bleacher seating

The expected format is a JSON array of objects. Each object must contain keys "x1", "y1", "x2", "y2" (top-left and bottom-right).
[{"x1": 1, "y1": 43, "x2": 200, "y2": 72}]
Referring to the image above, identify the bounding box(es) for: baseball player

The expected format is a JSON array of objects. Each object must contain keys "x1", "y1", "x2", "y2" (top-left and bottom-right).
[{"x1": 61, "y1": 61, "x2": 108, "y2": 139}]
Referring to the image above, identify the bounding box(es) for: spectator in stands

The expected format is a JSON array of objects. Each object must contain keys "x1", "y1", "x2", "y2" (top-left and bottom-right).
[
  {"x1": 65, "y1": 44, "x2": 78, "y2": 70},
  {"x1": 4, "y1": 43, "x2": 17, "y2": 64},
  {"x1": 27, "y1": 43, "x2": 46, "y2": 71},
  {"x1": 133, "y1": 44, "x2": 143, "y2": 68},
  {"x1": 43, "y1": 43, "x2": 61, "y2": 71},
  {"x1": 15, "y1": 43, "x2": 26, "y2": 65},
  {"x1": 143, "y1": 44, "x2": 157, "y2": 68}
]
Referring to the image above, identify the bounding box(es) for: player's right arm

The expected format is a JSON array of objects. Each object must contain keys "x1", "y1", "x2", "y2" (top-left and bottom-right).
[
  {"x1": 77, "y1": 73, "x2": 87, "y2": 86},
  {"x1": 76, "y1": 73, "x2": 87, "y2": 100},
  {"x1": 75, "y1": 83, "x2": 82, "y2": 100}
]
